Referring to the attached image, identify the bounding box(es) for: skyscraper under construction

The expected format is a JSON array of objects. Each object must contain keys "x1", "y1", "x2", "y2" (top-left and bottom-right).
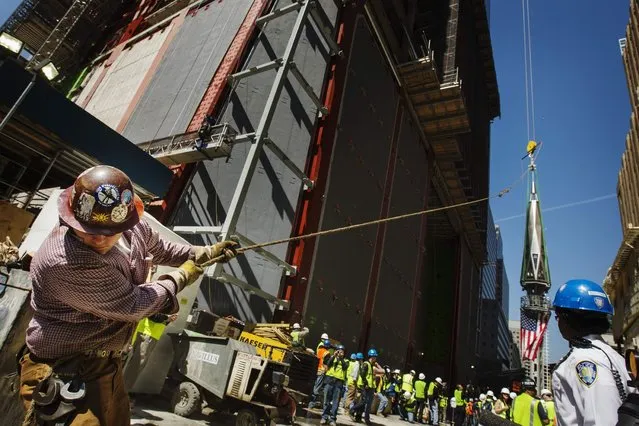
[{"x1": 1, "y1": 0, "x2": 500, "y2": 387}]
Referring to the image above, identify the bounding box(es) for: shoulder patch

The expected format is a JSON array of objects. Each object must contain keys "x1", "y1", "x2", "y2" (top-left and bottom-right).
[{"x1": 575, "y1": 360, "x2": 597, "y2": 387}]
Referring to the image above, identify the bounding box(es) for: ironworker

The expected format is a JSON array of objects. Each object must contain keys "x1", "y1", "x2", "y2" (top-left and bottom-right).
[
  {"x1": 509, "y1": 391, "x2": 517, "y2": 421},
  {"x1": 344, "y1": 352, "x2": 363, "y2": 410},
  {"x1": 483, "y1": 389, "x2": 495, "y2": 412},
  {"x1": 375, "y1": 366, "x2": 390, "y2": 417},
  {"x1": 414, "y1": 373, "x2": 427, "y2": 423},
  {"x1": 17, "y1": 165, "x2": 238, "y2": 425},
  {"x1": 493, "y1": 387, "x2": 510, "y2": 419},
  {"x1": 551, "y1": 279, "x2": 633, "y2": 426},
  {"x1": 308, "y1": 339, "x2": 332, "y2": 409},
  {"x1": 290, "y1": 322, "x2": 309, "y2": 348},
  {"x1": 438, "y1": 385, "x2": 448, "y2": 424},
  {"x1": 400, "y1": 391, "x2": 417, "y2": 423},
  {"x1": 350, "y1": 348, "x2": 383, "y2": 425},
  {"x1": 539, "y1": 389, "x2": 555, "y2": 425},
  {"x1": 320, "y1": 344, "x2": 348, "y2": 425},
  {"x1": 511, "y1": 378, "x2": 549, "y2": 426},
  {"x1": 453, "y1": 384, "x2": 465, "y2": 426},
  {"x1": 316, "y1": 332, "x2": 329, "y2": 351},
  {"x1": 402, "y1": 369, "x2": 416, "y2": 393},
  {"x1": 427, "y1": 376, "x2": 443, "y2": 424}
]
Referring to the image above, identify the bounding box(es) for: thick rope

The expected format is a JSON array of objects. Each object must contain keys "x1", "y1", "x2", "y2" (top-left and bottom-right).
[{"x1": 200, "y1": 179, "x2": 522, "y2": 267}]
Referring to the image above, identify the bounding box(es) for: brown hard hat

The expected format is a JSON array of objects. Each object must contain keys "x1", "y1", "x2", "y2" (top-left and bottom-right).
[{"x1": 58, "y1": 165, "x2": 144, "y2": 235}]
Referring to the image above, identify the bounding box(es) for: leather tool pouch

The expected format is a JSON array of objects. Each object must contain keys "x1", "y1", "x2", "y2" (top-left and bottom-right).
[{"x1": 31, "y1": 359, "x2": 85, "y2": 426}]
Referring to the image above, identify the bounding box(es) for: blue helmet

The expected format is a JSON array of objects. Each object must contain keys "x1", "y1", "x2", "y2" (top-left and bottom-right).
[
  {"x1": 323, "y1": 339, "x2": 331, "y2": 348},
  {"x1": 368, "y1": 348, "x2": 378, "y2": 357},
  {"x1": 553, "y1": 279, "x2": 613, "y2": 315},
  {"x1": 356, "y1": 352, "x2": 364, "y2": 360},
  {"x1": 350, "y1": 353, "x2": 357, "y2": 360}
]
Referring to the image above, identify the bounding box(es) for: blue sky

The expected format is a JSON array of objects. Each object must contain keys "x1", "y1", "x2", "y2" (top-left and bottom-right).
[
  {"x1": 0, "y1": 1, "x2": 631, "y2": 363},
  {"x1": 489, "y1": 0, "x2": 630, "y2": 362}
]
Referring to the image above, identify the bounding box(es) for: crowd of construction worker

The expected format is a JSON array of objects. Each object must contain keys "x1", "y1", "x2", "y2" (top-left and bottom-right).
[{"x1": 291, "y1": 323, "x2": 562, "y2": 426}]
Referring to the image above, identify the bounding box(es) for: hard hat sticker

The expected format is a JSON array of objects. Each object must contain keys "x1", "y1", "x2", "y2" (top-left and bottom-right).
[
  {"x1": 95, "y1": 184, "x2": 120, "y2": 207},
  {"x1": 111, "y1": 204, "x2": 128, "y2": 223},
  {"x1": 91, "y1": 212, "x2": 110, "y2": 223},
  {"x1": 75, "y1": 192, "x2": 95, "y2": 221},
  {"x1": 594, "y1": 297, "x2": 604, "y2": 309},
  {"x1": 121, "y1": 189, "x2": 133, "y2": 206},
  {"x1": 576, "y1": 360, "x2": 597, "y2": 387}
]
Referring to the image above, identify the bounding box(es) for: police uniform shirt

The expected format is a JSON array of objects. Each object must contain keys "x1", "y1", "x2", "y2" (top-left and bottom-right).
[{"x1": 552, "y1": 334, "x2": 633, "y2": 426}]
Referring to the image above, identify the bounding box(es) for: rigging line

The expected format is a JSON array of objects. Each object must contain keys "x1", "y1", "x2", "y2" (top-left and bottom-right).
[
  {"x1": 200, "y1": 179, "x2": 525, "y2": 267},
  {"x1": 495, "y1": 193, "x2": 617, "y2": 223},
  {"x1": 521, "y1": 0, "x2": 530, "y2": 140},
  {"x1": 525, "y1": 0, "x2": 536, "y2": 140}
]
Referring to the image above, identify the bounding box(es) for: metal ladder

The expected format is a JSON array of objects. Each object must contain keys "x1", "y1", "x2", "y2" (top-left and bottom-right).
[{"x1": 160, "y1": 0, "x2": 342, "y2": 309}]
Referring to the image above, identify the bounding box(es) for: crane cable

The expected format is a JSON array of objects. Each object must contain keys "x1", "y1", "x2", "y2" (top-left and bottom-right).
[
  {"x1": 522, "y1": 0, "x2": 536, "y2": 141},
  {"x1": 200, "y1": 172, "x2": 528, "y2": 267}
]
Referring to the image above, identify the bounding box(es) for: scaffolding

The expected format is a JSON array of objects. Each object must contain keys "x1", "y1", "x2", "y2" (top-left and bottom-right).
[{"x1": 142, "y1": 0, "x2": 341, "y2": 308}]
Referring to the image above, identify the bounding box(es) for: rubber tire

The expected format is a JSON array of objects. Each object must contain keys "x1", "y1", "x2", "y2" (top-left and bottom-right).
[
  {"x1": 235, "y1": 409, "x2": 258, "y2": 426},
  {"x1": 171, "y1": 381, "x2": 201, "y2": 417}
]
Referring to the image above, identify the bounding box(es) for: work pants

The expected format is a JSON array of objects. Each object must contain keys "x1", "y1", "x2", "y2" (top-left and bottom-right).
[
  {"x1": 321, "y1": 377, "x2": 344, "y2": 421},
  {"x1": 415, "y1": 397, "x2": 426, "y2": 422},
  {"x1": 376, "y1": 392, "x2": 388, "y2": 415},
  {"x1": 351, "y1": 388, "x2": 374, "y2": 423},
  {"x1": 428, "y1": 397, "x2": 439, "y2": 424},
  {"x1": 20, "y1": 353, "x2": 130, "y2": 426},
  {"x1": 406, "y1": 410, "x2": 415, "y2": 423},
  {"x1": 344, "y1": 383, "x2": 357, "y2": 409},
  {"x1": 308, "y1": 373, "x2": 325, "y2": 408}
]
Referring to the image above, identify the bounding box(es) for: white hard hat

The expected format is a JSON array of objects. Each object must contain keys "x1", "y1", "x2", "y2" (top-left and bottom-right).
[
  {"x1": 293, "y1": 323, "x2": 301, "y2": 329},
  {"x1": 410, "y1": 370, "x2": 416, "y2": 375},
  {"x1": 419, "y1": 373, "x2": 426, "y2": 380},
  {"x1": 320, "y1": 333, "x2": 329, "y2": 340},
  {"x1": 479, "y1": 393, "x2": 486, "y2": 401},
  {"x1": 404, "y1": 391, "x2": 412, "y2": 399},
  {"x1": 393, "y1": 369, "x2": 401, "y2": 374},
  {"x1": 500, "y1": 387, "x2": 509, "y2": 394},
  {"x1": 486, "y1": 390, "x2": 494, "y2": 397},
  {"x1": 510, "y1": 392, "x2": 517, "y2": 399},
  {"x1": 541, "y1": 389, "x2": 552, "y2": 396},
  {"x1": 435, "y1": 377, "x2": 443, "y2": 385}
]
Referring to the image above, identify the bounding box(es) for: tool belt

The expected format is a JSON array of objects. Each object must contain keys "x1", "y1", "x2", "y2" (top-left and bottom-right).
[{"x1": 20, "y1": 347, "x2": 121, "y2": 426}]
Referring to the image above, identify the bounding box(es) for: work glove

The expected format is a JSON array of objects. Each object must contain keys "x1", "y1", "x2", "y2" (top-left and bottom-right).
[
  {"x1": 193, "y1": 240, "x2": 240, "y2": 264},
  {"x1": 161, "y1": 260, "x2": 203, "y2": 293}
]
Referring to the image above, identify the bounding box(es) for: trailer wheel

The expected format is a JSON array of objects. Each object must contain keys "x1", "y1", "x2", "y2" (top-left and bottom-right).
[
  {"x1": 235, "y1": 409, "x2": 258, "y2": 426},
  {"x1": 171, "y1": 381, "x2": 201, "y2": 417}
]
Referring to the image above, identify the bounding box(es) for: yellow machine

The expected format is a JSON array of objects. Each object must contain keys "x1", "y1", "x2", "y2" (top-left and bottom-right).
[{"x1": 238, "y1": 331, "x2": 288, "y2": 363}]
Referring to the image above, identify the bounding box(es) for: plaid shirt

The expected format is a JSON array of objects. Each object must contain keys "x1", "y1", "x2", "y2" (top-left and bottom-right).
[{"x1": 27, "y1": 219, "x2": 193, "y2": 359}]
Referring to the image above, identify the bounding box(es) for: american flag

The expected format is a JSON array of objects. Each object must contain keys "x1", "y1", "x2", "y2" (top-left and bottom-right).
[{"x1": 520, "y1": 309, "x2": 549, "y2": 361}]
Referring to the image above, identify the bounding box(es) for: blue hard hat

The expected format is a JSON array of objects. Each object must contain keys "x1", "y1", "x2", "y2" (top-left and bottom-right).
[
  {"x1": 323, "y1": 339, "x2": 331, "y2": 347},
  {"x1": 356, "y1": 352, "x2": 364, "y2": 360},
  {"x1": 553, "y1": 279, "x2": 613, "y2": 315},
  {"x1": 350, "y1": 353, "x2": 357, "y2": 360},
  {"x1": 368, "y1": 348, "x2": 378, "y2": 357}
]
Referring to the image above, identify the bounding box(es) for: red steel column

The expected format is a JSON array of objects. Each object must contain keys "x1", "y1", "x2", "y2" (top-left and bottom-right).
[
  {"x1": 277, "y1": 4, "x2": 359, "y2": 319},
  {"x1": 358, "y1": 103, "x2": 402, "y2": 351}
]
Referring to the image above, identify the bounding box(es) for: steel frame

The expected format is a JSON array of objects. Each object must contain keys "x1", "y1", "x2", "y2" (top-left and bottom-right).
[{"x1": 169, "y1": 0, "x2": 339, "y2": 309}]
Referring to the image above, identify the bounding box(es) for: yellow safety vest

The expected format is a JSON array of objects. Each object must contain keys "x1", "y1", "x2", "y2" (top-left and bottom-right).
[
  {"x1": 326, "y1": 356, "x2": 348, "y2": 381},
  {"x1": 544, "y1": 400, "x2": 556, "y2": 423},
  {"x1": 512, "y1": 393, "x2": 543, "y2": 426},
  {"x1": 454, "y1": 389, "x2": 465, "y2": 406},
  {"x1": 414, "y1": 380, "x2": 427, "y2": 399},
  {"x1": 347, "y1": 361, "x2": 359, "y2": 386},
  {"x1": 290, "y1": 330, "x2": 304, "y2": 346},
  {"x1": 427, "y1": 381, "x2": 437, "y2": 396},
  {"x1": 405, "y1": 396, "x2": 417, "y2": 412},
  {"x1": 402, "y1": 374, "x2": 414, "y2": 393},
  {"x1": 357, "y1": 361, "x2": 374, "y2": 388}
]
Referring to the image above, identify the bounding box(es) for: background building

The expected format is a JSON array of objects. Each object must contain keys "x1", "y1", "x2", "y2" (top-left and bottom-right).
[
  {"x1": 605, "y1": 0, "x2": 639, "y2": 347},
  {"x1": 508, "y1": 320, "x2": 523, "y2": 369},
  {"x1": 479, "y1": 209, "x2": 513, "y2": 373}
]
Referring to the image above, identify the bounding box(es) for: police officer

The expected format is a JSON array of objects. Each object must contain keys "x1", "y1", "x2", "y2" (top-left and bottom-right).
[
  {"x1": 552, "y1": 279, "x2": 633, "y2": 425},
  {"x1": 511, "y1": 378, "x2": 549, "y2": 425}
]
